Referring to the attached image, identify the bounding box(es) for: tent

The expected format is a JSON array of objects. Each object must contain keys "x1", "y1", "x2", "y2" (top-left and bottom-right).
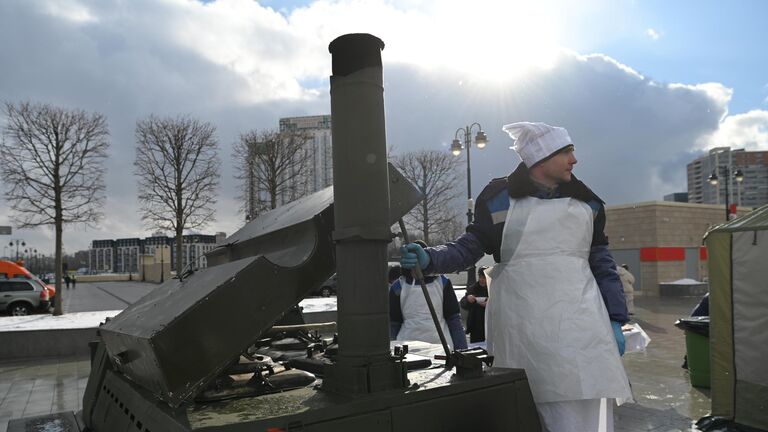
[{"x1": 704, "y1": 204, "x2": 768, "y2": 431}]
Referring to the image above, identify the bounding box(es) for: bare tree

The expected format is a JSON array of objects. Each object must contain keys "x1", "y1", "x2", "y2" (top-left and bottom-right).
[
  {"x1": 1, "y1": 101, "x2": 110, "y2": 315},
  {"x1": 134, "y1": 115, "x2": 220, "y2": 274},
  {"x1": 233, "y1": 128, "x2": 311, "y2": 220},
  {"x1": 392, "y1": 150, "x2": 462, "y2": 244}
]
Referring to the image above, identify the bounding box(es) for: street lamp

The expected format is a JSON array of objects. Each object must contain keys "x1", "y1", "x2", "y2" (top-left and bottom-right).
[
  {"x1": 451, "y1": 122, "x2": 488, "y2": 286},
  {"x1": 707, "y1": 147, "x2": 745, "y2": 221},
  {"x1": 9, "y1": 239, "x2": 25, "y2": 261},
  {"x1": 708, "y1": 167, "x2": 744, "y2": 221}
]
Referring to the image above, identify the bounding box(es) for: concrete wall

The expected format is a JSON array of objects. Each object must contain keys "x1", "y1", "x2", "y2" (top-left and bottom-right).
[
  {"x1": 0, "y1": 310, "x2": 336, "y2": 360},
  {"x1": 138, "y1": 247, "x2": 172, "y2": 283},
  {"x1": 0, "y1": 328, "x2": 96, "y2": 359},
  {"x1": 605, "y1": 201, "x2": 751, "y2": 295},
  {"x1": 77, "y1": 274, "x2": 138, "y2": 282}
]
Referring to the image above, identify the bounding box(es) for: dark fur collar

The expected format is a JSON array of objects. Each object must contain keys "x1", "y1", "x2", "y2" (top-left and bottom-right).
[{"x1": 506, "y1": 163, "x2": 604, "y2": 204}]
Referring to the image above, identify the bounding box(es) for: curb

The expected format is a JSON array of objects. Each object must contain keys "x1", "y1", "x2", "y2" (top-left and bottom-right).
[
  {"x1": 0, "y1": 327, "x2": 97, "y2": 360},
  {"x1": 0, "y1": 310, "x2": 339, "y2": 361}
]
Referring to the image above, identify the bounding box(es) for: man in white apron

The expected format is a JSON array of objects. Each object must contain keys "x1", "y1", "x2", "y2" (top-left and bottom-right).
[
  {"x1": 400, "y1": 122, "x2": 632, "y2": 431},
  {"x1": 389, "y1": 268, "x2": 468, "y2": 350}
]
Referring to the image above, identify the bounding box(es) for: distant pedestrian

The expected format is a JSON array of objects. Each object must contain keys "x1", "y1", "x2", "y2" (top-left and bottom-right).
[
  {"x1": 71, "y1": 273, "x2": 77, "y2": 289},
  {"x1": 617, "y1": 264, "x2": 635, "y2": 315},
  {"x1": 64, "y1": 273, "x2": 71, "y2": 289},
  {"x1": 388, "y1": 264, "x2": 401, "y2": 285},
  {"x1": 460, "y1": 265, "x2": 489, "y2": 343},
  {"x1": 390, "y1": 241, "x2": 467, "y2": 350}
]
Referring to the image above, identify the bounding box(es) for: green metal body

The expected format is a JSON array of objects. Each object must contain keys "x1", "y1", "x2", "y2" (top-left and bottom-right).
[
  {"x1": 61, "y1": 32, "x2": 543, "y2": 432},
  {"x1": 84, "y1": 351, "x2": 539, "y2": 432}
]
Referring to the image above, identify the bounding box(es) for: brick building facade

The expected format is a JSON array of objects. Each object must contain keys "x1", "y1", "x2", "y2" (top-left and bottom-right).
[{"x1": 604, "y1": 201, "x2": 750, "y2": 295}]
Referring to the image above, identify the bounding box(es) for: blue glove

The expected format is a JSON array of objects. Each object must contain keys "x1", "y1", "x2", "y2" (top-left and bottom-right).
[
  {"x1": 611, "y1": 321, "x2": 626, "y2": 356},
  {"x1": 399, "y1": 243, "x2": 430, "y2": 269}
]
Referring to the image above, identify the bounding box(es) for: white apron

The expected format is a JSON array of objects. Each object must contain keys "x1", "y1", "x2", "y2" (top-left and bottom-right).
[
  {"x1": 397, "y1": 276, "x2": 453, "y2": 350},
  {"x1": 486, "y1": 197, "x2": 632, "y2": 403}
]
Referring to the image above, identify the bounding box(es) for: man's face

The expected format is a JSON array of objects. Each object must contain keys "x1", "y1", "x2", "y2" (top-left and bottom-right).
[
  {"x1": 478, "y1": 275, "x2": 487, "y2": 287},
  {"x1": 530, "y1": 146, "x2": 577, "y2": 186}
]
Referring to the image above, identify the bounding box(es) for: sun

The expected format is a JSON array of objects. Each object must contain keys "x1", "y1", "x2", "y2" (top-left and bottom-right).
[{"x1": 387, "y1": 1, "x2": 563, "y2": 82}]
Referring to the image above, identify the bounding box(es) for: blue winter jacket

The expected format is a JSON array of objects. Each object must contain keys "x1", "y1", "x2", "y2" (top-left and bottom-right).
[{"x1": 423, "y1": 163, "x2": 629, "y2": 324}]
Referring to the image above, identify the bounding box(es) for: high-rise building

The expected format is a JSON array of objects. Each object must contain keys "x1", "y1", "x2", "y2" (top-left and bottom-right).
[
  {"x1": 279, "y1": 114, "x2": 333, "y2": 196},
  {"x1": 687, "y1": 148, "x2": 768, "y2": 208},
  {"x1": 243, "y1": 115, "x2": 332, "y2": 219}
]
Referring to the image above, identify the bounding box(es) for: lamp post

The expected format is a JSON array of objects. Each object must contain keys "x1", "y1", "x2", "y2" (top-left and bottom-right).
[
  {"x1": 160, "y1": 244, "x2": 167, "y2": 283},
  {"x1": 9, "y1": 239, "x2": 25, "y2": 261},
  {"x1": 707, "y1": 147, "x2": 744, "y2": 221},
  {"x1": 451, "y1": 122, "x2": 488, "y2": 286},
  {"x1": 708, "y1": 166, "x2": 743, "y2": 221}
]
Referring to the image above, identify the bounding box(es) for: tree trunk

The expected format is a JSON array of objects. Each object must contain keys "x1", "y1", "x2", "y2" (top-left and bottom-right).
[
  {"x1": 176, "y1": 173, "x2": 184, "y2": 273},
  {"x1": 175, "y1": 225, "x2": 183, "y2": 275},
  {"x1": 422, "y1": 170, "x2": 429, "y2": 244},
  {"x1": 53, "y1": 185, "x2": 64, "y2": 316},
  {"x1": 270, "y1": 181, "x2": 277, "y2": 210}
]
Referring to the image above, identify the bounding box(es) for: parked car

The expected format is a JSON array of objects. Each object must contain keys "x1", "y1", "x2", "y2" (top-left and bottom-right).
[
  {"x1": 309, "y1": 274, "x2": 338, "y2": 297},
  {"x1": 0, "y1": 277, "x2": 52, "y2": 315},
  {"x1": 0, "y1": 260, "x2": 56, "y2": 310}
]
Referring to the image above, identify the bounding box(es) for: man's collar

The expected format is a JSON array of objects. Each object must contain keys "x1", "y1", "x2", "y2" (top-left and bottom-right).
[
  {"x1": 506, "y1": 162, "x2": 602, "y2": 204},
  {"x1": 529, "y1": 178, "x2": 558, "y2": 198}
]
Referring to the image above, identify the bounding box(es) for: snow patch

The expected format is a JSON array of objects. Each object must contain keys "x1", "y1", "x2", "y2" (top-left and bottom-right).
[
  {"x1": 661, "y1": 278, "x2": 705, "y2": 285},
  {"x1": 0, "y1": 310, "x2": 122, "y2": 332},
  {"x1": 1, "y1": 298, "x2": 340, "y2": 332}
]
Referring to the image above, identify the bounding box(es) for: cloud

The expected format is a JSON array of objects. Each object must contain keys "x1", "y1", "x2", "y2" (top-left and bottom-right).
[
  {"x1": 0, "y1": 0, "x2": 766, "y2": 256},
  {"x1": 698, "y1": 110, "x2": 768, "y2": 151},
  {"x1": 382, "y1": 51, "x2": 735, "y2": 206},
  {"x1": 645, "y1": 28, "x2": 660, "y2": 40}
]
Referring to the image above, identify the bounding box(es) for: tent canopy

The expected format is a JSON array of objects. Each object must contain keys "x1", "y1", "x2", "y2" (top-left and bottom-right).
[{"x1": 705, "y1": 204, "x2": 768, "y2": 430}]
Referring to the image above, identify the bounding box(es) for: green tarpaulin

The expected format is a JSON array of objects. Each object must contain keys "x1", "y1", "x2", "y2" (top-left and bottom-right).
[{"x1": 704, "y1": 204, "x2": 768, "y2": 430}]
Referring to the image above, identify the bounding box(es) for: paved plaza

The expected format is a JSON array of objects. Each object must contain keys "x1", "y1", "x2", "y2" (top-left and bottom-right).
[{"x1": 0, "y1": 282, "x2": 710, "y2": 431}]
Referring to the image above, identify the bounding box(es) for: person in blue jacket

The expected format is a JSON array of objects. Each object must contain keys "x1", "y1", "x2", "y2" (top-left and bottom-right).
[
  {"x1": 401, "y1": 122, "x2": 631, "y2": 432},
  {"x1": 390, "y1": 241, "x2": 467, "y2": 350}
]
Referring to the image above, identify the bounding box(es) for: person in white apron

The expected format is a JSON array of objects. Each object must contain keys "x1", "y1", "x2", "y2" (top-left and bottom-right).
[
  {"x1": 389, "y1": 259, "x2": 468, "y2": 350},
  {"x1": 400, "y1": 122, "x2": 632, "y2": 431}
]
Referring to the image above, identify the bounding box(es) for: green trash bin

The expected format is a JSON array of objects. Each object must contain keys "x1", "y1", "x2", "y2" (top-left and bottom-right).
[{"x1": 675, "y1": 316, "x2": 710, "y2": 388}]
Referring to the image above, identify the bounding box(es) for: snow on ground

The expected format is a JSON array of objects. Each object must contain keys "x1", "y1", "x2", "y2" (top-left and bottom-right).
[
  {"x1": 0, "y1": 293, "x2": 469, "y2": 332},
  {"x1": 0, "y1": 310, "x2": 122, "y2": 332},
  {"x1": 0, "y1": 298, "x2": 340, "y2": 332},
  {"x1": 662, "y1": 278, "x2": 705, "y2": 285}
]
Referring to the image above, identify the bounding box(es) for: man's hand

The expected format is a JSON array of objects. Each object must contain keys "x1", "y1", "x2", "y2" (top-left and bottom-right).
[
  {"x1": 399, "y1": 243, "x2": 430, "y2": 269},
  {"x1": 611, "y1": 321, "x2": 626, "y2": 356},
  {"x1": 466, "y1": 294, "x2": 476, "y2": 303}
]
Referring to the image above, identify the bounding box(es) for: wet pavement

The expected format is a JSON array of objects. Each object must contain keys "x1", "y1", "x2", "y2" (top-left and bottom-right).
[
  {"x1": 53, "y1": 280, "x2": 158, "y2": 313},
  {"x1": 615, "y1": 295, "x2": 710, "y2": 431},
  {"x1": 0, "y1": 283, "x2": 710, "y2": 431}
]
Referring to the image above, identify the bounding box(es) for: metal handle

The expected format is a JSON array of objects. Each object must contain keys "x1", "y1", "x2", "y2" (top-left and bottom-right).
[{"x1": 398, "y1": 219, "x2": 452, "y2": 367}]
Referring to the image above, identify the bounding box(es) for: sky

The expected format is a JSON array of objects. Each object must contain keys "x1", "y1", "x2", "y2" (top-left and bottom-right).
[{"x1": 1, "y1": 0, "x2": 767, "y2": 256}]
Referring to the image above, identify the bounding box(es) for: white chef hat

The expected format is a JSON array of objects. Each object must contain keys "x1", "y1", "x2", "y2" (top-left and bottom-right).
[{"x1": 502, "y1": 122, "x2": 573, "y2": 167}]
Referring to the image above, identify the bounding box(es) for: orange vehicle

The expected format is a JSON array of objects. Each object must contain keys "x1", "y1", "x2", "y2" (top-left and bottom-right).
[{"x1": 0, "y1": 259, "x2": 56, "y2": 311}]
